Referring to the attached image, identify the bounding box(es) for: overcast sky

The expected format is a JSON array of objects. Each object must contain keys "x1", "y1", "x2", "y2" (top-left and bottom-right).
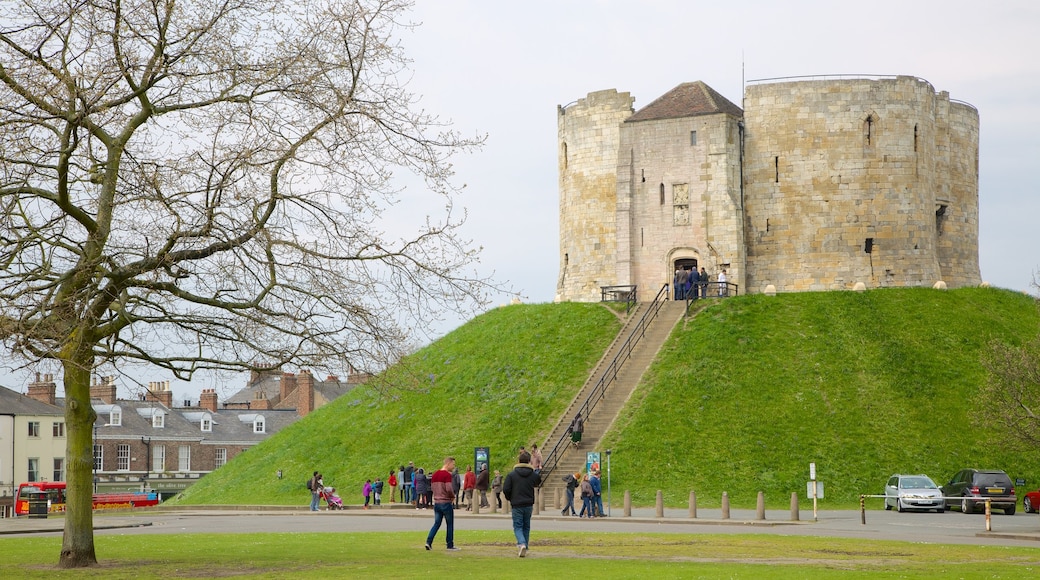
[
  {"x1": 402, "y1": 0, "x2": 1040, "y2": 310},
  {"x1": 8, "y1": 0, "x2": 1038, "y2": 401}
]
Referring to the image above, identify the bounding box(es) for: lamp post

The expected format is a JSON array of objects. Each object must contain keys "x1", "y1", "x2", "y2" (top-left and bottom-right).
[{"x1": 606, "y1": 449, "x2": 612, "y2": 517}]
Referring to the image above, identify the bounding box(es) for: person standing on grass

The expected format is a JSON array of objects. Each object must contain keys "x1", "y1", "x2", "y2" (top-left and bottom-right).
[
  {"x1": 425, "y1": 457, "x2": 460, "y2": 551},
  {"x1": 363, "y1": 479, "x2": 372, "y2": 509},
  {"x1": 503, "y1": 450, "x2": 541, "y2": 558}
]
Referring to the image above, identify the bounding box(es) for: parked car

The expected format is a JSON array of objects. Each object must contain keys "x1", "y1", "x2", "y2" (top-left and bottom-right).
[
  {"x1": 884, "y1": 474, "x2": 944, "y2": 513},
  {"x1": 940, "y1": 469, "x2": 1016, "y2": 515},
  {"x1": 1024, "y1": 489, "x2": 1040, "y2": 513}
]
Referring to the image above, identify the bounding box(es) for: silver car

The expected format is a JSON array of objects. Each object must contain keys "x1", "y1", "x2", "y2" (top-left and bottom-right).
[{"x1": 885, "y1": 474, "x2": 945, "y2": 513}]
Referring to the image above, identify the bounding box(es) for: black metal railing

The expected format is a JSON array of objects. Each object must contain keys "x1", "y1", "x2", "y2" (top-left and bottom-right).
[
  {"x1": 683, "y1": 281, "x2": 739, "y2": 314},
  {"x1": 600, "y1": 284, "x2": 637, "y2": 313},
  {"x1": 540, "y1": 283, "x2": 670, "y2": 481}
]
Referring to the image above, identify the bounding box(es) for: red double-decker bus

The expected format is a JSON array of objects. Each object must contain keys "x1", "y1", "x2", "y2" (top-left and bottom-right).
[{"x1": 14, "y1": 482, "x2": 160, "y2": 516}]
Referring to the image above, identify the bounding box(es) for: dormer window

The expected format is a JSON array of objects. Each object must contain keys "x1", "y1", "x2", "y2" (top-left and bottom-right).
[
  {"x1": 152, "y1": 413, "x2": 165, "y2": 428},
  {"x1": 254, "y1": 417, "x2": 265, "y2": 433},
  {"x1": 109, "y1": 410, "x2": 121, "y2": 426},
  {"x1": 201, "y1": 417, "x2": 212, "y2": 432}
]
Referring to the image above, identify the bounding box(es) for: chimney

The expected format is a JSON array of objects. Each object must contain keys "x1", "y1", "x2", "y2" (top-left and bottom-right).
[
  {"x1": 200, "y1": 388, "x2": 219, "y2": 413},
  {"x1": 297, "y1": 370, "x2": 315, "y2": 418},
  {"x1": 251, "y1": 389, "x2": 272, "y2": 410},
  {"x1": 27, "y1": 372, "x2": 57, "y2": 406},
  {"x1": 90, "y1": 375, "x2": 118, "y2": 404},
  {"x1": 279, "y1": 372, "x2": 297, "y2": 403},
  {"x1": 146, "y1": 380, "x2": 173, "y2": 408}
]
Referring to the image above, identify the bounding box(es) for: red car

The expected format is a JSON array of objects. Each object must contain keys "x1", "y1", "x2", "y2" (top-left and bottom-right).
[{"x1": 1025, "y1": 489, "x2": 1040, "y2": 513}]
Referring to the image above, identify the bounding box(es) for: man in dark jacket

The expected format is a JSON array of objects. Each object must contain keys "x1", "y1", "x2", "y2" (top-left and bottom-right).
[
  {"x1": 475, "y1": 465, "x2": 490, "y2": 508},
  {"x1": 503, "y1": 450, "x2": 541, "y2": 557}
]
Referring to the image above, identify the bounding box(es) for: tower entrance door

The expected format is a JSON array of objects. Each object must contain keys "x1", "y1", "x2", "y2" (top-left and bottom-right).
[{"x1": 672, "y1": 258, "x2": 699, "y2": 300}]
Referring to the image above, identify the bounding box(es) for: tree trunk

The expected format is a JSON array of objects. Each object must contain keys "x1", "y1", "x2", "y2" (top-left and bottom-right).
[{"x1": 59, "y1": 359, "x2": 97, "y2": 568}]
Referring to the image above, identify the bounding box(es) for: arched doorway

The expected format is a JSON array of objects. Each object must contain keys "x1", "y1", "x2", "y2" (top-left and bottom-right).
[{"x1": 672, "y1": 258, "x2": 699, "y2": 300}]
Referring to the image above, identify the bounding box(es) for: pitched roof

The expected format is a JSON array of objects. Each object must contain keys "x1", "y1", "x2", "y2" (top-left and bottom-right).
[
  {"x1": 626, "y1": 81, "x2": 742, "y2": 123},
  {"x1": 0, "y1": 384, "x2": 64, "y2": 416},
  {"x1": 91, "y1": 398, "x2": 298, "y2": 444}
]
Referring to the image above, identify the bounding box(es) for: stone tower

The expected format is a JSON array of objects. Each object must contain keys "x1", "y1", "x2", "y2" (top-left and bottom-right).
[
  {"x1": 556, "y1": 90, "x2": 634, "y2": 303},
  {"x1": 742, "y1": 76, "x2": 981, "y2": 291},
  {"x1": 615, "y1": 82, "x2": 745, "y2": 298}
]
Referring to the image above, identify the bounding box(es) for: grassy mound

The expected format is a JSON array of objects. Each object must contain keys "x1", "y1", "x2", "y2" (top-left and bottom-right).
[{"x1": 175, "y1": 287, "x2": 1040, "y2": 508}]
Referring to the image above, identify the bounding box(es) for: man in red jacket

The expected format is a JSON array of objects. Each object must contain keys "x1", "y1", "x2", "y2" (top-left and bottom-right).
[{"x1": 425, "y1": 457, "x2": 460, "y2": 551}]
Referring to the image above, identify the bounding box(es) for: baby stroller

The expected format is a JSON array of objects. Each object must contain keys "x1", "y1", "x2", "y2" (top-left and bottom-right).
[{"x1": 321, "y1": 486, "x2": 344, "y2": 510}]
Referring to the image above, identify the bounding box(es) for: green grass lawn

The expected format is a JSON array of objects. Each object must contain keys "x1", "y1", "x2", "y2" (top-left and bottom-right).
[
  {"x1": 170, "y1": 287, "x2": 1040, "y2": 511},
  {"x1": 6, "y1": 531, "x2": 1040, "y2": 578}
]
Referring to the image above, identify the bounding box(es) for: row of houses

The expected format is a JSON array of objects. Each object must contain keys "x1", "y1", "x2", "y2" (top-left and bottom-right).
[{"x1": 0, "y1": 368, "x2": 367, "y2": 516}]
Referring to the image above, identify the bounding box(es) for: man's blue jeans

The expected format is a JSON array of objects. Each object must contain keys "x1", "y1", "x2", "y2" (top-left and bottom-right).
[
  {"x1": 310, "y1": 491, "x2": 320, "y2": 511},
  {"x1": 426, "y1": 502, "x2": 455, "y2": 548},
  {"x1": 511, "y1": 505, "x2": 533, "y2": 546}
]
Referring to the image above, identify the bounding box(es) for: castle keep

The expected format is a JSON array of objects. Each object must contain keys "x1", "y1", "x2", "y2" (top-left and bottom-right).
[{"x1": 555, "y1": 76, "x2": 981, "y2": 302}]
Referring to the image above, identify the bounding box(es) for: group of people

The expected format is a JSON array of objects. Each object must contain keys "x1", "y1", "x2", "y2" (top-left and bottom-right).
[
  {"x1": 674, "y1": 266, "x2": 728, "y2": 300},
  {"x1": 561, "y1": 469, "x2": 605, "y2": 518},
  {"x1": 425, "y1": 448, "x2": 542, "y2": 557},
  {"x1": 309, "y1": 444, "x2": 550, "y2": 557},
  {"x1": 360, "y1": 477, "x2": 385, "y2": 509}
]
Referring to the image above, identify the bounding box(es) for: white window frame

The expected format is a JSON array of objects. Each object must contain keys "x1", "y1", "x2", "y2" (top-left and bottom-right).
[
  {"x1": 53, "y1": 457, "x2": 65, "y2": 482},
  {"x1": 109, "y1": 410, "x2": 122, "y2": 426},
  {"x1": 93, "y1": 444, "x2": 103, "y2": 471},
  {"x1": 215, "y1": 448, "x2": 227, "y2": 468},
  {"x1": 201, "y1": 417, "x2": 212, "y2": 432},
  {"x1": 52, "y1": 422, "x2": 65, "y2": 437},
  {"x1": 28, "y1": 457, "x2": 40, "y2": 481},
  {"x1": 253, "y1": 417, "x2": 265, "y2": 434},
  {"x1": 178, "y1": 445, "x2": 191, "y2": 472},
  {"x1": 117, "y1": 443, "x2": 131, "y2": 472},
  {"x1": 153, "y1": 445, "x2": 166, "y2": 472},
  {"x1": 28, "y1": 421, "x2": 40, "y2": 438},
  {"x1": 152, "y1": 413, "x2": 165, "y2": 428}
]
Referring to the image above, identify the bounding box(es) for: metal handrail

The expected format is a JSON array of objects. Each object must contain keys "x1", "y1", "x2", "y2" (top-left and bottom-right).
[
  {"x1": 683, "y1": 281, "x2": 739, "y2": 313},
  {"x1": 540, "y1": 283, "x2": 670, "y2": 481},
  {"x1": 600, "y1": 285, "x2": 637, "y2": 313}
]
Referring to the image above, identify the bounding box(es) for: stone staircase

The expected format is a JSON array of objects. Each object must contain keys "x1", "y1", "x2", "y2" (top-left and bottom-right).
[{"x1": 537, "y1": 293, "x2": 687, "y2": 508}]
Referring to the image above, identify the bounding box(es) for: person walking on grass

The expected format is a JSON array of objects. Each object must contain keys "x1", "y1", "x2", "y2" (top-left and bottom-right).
[
  {"x1": 425, "y1": 457, "x2": 460, "y2": 552},
  {"x1": 503, "y1": 450, "x2": 541, "y2": 558},
  {"x1": 362, "y1": 479, "x2": 372, "y2": 509}
]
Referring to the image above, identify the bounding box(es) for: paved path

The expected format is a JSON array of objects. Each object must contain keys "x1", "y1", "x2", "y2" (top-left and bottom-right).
[{"x1": 4, "y1": 505, "x2": 1040, "y2": 547}]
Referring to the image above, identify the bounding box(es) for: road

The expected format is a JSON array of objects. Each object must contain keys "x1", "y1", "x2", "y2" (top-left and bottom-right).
[{"x1": 4, "y1": 505, "x2": 1039, "y2": 548}]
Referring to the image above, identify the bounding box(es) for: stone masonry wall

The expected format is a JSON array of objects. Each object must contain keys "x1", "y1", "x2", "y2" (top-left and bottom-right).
[
  {"x1": 742, "y1": 76, "x2": 978, "y2": 292},
  {"x1": 618, "y1": 113, "x2": 744, "y2": 297},
  {"x1": 556, "y1": 90, "x2": 634, "y2": 302}
]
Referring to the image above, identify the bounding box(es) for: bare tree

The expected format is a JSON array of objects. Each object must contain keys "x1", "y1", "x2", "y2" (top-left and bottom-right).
[
  {"x1": 976, "y1": 273, "x2": 1040, "y2": 449},
  {"x1": 0, "y1": 0, "x2": 489, "y2": 567}
]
